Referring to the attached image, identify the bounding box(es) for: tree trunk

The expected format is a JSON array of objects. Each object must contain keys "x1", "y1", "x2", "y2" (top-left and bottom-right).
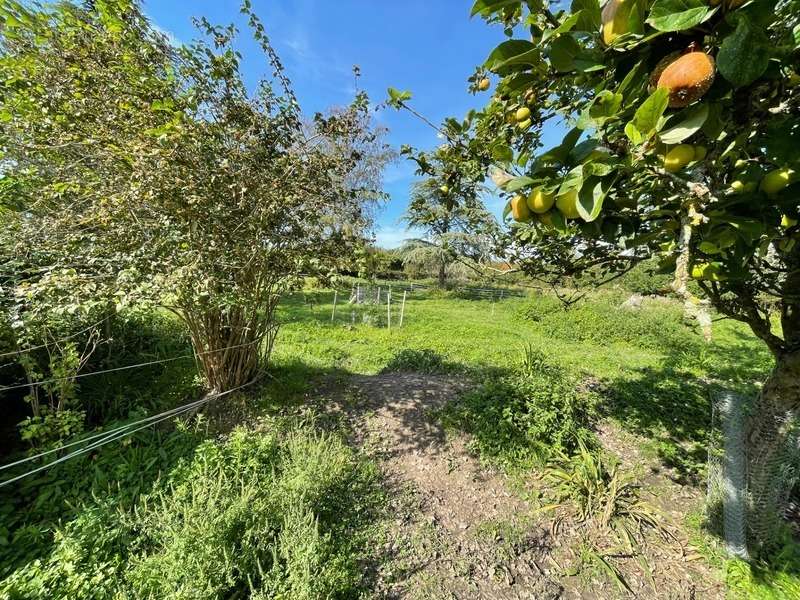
[
  {"x1": 745, "y1": 350, "x2": 800, "y2": 552},
  {"x1": 438, "y1": 260, "x2": 446, "y2": 288},
  {"x1": 181, "y1": 301, "x2": 279, "y2": 394}
]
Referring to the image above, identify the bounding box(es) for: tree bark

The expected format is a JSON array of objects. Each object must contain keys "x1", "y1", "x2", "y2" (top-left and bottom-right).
[
  {"x1": 745, "y1": 350, "x2": 800, "y2": 552},
  {"x1": 438, "y1": 260, "x2": 447, "y2": 288},
  {"x1": 181, "y1": 300, "x2": 279, "y2": 394}
]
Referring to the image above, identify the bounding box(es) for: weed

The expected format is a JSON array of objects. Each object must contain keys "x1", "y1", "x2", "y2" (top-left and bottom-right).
[
  {"x1": 519, "y1": 291, "x2": 700, "y2": 352},
  {"x1": 545, "y1": 441, "x2": 664, "y2": 542},
  {"x1": 383, "y1": 348, "x2": 450, "y2": 374},
  {"x1": 441, "y1": 362, "x2": 596, "y2": 469},
  {"x1": 0, "y1": 420, "x2": 385, "y2": 599}
]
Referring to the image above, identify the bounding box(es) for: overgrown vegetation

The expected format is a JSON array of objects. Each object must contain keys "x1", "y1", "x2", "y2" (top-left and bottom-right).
[
  {"x1": 0, "y1": 280, "x2": 792, "y2": 597},
  {"x1": 517, "y1": 290, "x2": 700, "y2": 352},
  {"x1": 2, "y1": 0, "x2": 798, "y2": 596},
  {"x1": 440, "y1": 349, "x2": 597, "y2": 469},
  {"x1": 1, "y1": 419, "x2": 384, "y2": 599}
]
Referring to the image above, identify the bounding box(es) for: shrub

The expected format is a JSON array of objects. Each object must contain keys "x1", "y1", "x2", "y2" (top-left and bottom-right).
[
  {"x1": 442, "y1": 356, "x2": 596, "y2": 468},
  {"x1": 383, "y1": 348, "x2": 450, "y2": 374}
]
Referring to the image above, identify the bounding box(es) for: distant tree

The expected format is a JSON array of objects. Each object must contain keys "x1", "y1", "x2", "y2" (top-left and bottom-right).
[
  {"x1": 401, "y1": 176, "x2": 497, "y2": 287},
  {"x1": 0, "y1": 0, "x2": 388, "y2": 395}
]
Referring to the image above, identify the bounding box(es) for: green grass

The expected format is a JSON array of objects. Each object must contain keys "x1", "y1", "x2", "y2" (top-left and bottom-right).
[
  {"x1": 1, "y1": 417, "x2": 385, "y2": 599},
  {"x1": 271, "y1": 286, "x2": 797, "y2": 596},
  {"x1": 273, "y1": 287, "x2": 772, "y2": 480},
  {"x1": 1, "y1": 283, "x2": 791, "y2": 598}
]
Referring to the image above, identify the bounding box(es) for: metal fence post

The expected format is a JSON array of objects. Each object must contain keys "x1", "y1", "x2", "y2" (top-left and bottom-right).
[
  {"x1": 331, "y1": 290, "x2": 337, "y2": 322},
  {"x1": 400, "y1": 290, "x2": 407, "y2": 327},
  {"x1": 387, "y1": 289, "x2": 391, "y2": 330}
]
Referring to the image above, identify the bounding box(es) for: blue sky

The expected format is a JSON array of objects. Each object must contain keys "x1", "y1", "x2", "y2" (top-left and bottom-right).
[{"x1": 145, "y1": 0, "x2": 562, "y2": 248}]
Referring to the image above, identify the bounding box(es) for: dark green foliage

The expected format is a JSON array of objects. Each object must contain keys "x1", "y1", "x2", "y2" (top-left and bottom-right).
[
  {"x1": 442, "y1": 357, "x2": 596, "y2": 468},
  {"x1": 0, "y1": 417, "x2": 208, "y2": 580},
  {"x1": 80, "y1": 311, "x2": 199, "y2": 424},
  {"x1": 383, "y1": 348, "x2": 450, "y2": 374},
  {"x1": 0, "y1": 422, "x2": 383, "y2": 599}
]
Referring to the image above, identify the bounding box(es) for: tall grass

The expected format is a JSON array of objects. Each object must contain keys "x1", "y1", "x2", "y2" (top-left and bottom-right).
[{"x1": 1, "y1": 422, "x2": 383, "y2": 599}]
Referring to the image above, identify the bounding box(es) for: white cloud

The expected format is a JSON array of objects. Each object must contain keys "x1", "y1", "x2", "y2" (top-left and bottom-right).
[
  {"x1": 148, "y1": 21, "x2": 182, "y2": 47},
  {"x1": 373, "y1": 225, "x2": 420, "y2": 249}
]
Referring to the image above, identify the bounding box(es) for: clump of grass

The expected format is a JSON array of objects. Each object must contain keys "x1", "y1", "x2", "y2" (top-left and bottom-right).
[
  {"x1": 545, "y1": 441, "x2": 663, "y2": 542},
  {"x1": 383, "y1": 348, "x2": 451, "y2": 374},
  {"x1": 544, "y1": 441, "x2": 668, "y2": 595},
  {"x1": 0, "y1": 422, "x2": 384, "y2": 600}
]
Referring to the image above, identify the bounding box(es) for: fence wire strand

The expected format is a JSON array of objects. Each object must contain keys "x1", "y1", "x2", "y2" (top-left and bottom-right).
[{"x1": 0, "y1": 380, "x2": 255, "y2": 487}]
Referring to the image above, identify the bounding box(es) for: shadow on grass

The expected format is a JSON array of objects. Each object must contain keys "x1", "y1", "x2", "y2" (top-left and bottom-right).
[
  {"x1": 599, "y1": 327, "x2": 773, "y2": 484},
  {"x1": 0, "y1": 412, "x2": 209, "y2": 579}
]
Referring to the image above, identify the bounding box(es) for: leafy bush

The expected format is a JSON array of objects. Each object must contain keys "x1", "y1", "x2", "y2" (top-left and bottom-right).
[
  {"x1": 442, "y1": 355, "x2": 596, "y2": 468},
  {"x1": 0, "y1": 422, "x2": 382, "y2": 599}
]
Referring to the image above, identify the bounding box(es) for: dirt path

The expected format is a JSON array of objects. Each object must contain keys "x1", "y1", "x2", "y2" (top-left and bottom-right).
[
  {"x1": 322, "y1": 373, "x2": 562, "y2": 599},
  {"x1": 319, "y1": 372, "x2": 723, "y2": 599}
]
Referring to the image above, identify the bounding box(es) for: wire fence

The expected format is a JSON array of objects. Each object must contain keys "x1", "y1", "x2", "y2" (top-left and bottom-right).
[
  {"x1": 707, "y1": 390, "x2": 800, "y2": 557},
  {"x1": 0, "y1": 380, "x2": 255, "y2": 488},
  {"x1": 0, "y1": 279, "x2": 529, "y2": 483},
  {"x1": 280, "y1": 281, "x2": 530, "y2": 329}
]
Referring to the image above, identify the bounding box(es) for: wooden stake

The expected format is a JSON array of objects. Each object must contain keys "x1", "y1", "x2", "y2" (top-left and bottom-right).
[
  {"x1": 331, "y1": 290, "x2": 338, "y2": 322},
  {"x1": 400, "y1": 290, "x2": 407, "y2": 327},
  {"x1": 387, "y1": 289, "x2": 391, "y2": 330}
]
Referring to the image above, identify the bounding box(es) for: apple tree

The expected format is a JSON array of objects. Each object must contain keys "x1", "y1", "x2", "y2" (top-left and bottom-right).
[{"x1": 448, "y1": 0, "x2": 800, "y2": 550}]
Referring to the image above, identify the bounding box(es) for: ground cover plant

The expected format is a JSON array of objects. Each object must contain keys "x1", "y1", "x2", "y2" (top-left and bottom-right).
[
  {"x1": 0, "y1": 415, "x2": 384, "y2": 600},
  {"x1": 0, "y1": 279, "x2": 791, "y2": 597}
]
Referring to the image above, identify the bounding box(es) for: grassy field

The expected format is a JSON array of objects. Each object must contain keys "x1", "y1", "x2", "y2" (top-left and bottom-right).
[
  {"x1": 267, "y1": 285, "x2": 798, "y2": 597},
  {"x1": 2, "y1": 283, "x2": 798, "y2": 598},
  {"x1": 273, "y1": 286, "x2": 772, "y2": 478}
]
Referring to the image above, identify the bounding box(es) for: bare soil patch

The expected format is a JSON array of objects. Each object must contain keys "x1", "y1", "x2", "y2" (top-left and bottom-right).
[{"x1": 317, "y1": 372, "x2": 723, "y2": 599}]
